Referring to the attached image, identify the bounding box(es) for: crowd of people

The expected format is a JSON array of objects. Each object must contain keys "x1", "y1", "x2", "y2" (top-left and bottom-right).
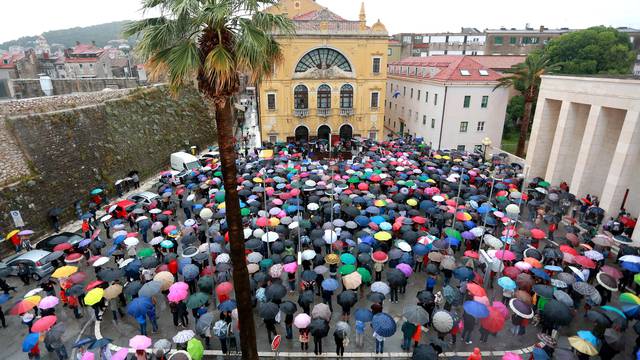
[{"x1": 2, "y1": 137, "x2": 640, "y2": 360}]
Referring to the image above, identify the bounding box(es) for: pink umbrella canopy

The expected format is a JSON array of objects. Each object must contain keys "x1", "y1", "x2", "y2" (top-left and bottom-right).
[
  {"x1": 31, "y1": 315, "x2": 57, "y2": 332},
  {"x1": 216, "y1": 282, "x2": 233, "y2": 295},
  {"x1": 129, "y1": 335, "x2": 152, "y2": 350},
  {"x1": 256, "y1": 217, "x2": 268, "y2": 227},
  {"x1": 111, "y1": 348, "x2": 129, "y2": 360},
  {"x1": 38, "y1": 295, "x2": 60, "y2": 310},
  {"x1": 495, "y1": 250, "x2": 515, "y2": 261},
  {"x1": 81, "y1": 352, "x2": 95, "y2": 360},
  {"x1": 283, "y1": 262, "x2": 298, "y2": 274},
  {"x1": 168, "y1": 290, "x2": 188, "y2": 303},
  {"x1": 492, "y1": 301, "x2": 509, "y2": 319},
  {"x1": 601, "y1": 265, "x2": 623, "y2": 280},
  {"x1": 503, "y1": 352, "x2": 523, "y2": 360},
  {"x1": 169, "y1": 282, "x2": 189, "y2": 293},
  {"x1": 396, "y1": 263, "x2": 413, "y2": 277},
  {"x1": 293, "y1": 313, "x2": 311, "y2": 328}
]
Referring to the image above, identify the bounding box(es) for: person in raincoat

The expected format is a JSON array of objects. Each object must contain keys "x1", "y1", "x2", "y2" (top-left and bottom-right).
[
  {"x1": 401, "y1": 320, "x2": 417, "y2": 350},
  {"x1": 467, "y1": 347, "x2": 482, "y2": 360}
]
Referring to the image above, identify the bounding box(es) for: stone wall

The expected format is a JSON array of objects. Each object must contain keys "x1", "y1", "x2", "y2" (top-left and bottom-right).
[
  {"x1": 8, "y1": 78, "x2": 140, "y2": 99},
  {"x1": 0, "y1": 86, "x2": 216, "y2": 240}
]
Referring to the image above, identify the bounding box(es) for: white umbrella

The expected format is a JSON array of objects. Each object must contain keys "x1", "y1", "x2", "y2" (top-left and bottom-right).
[
  {"x1": 118, "y1": 258, "x2": 134, "y2": 268},
  {"x1": 247, "y1": 252, "x2": 263, "y2": 264},
  {"x1": 112, "y1": 230, "x2": 127, "y2": 239},
  {"x1": 261, "y1": 231, "x2": 279, "y2": 243},
  {"x1": 323, "y1": 230, "x2": 337, "y2": 244},
  {"x1": 243, "y1": 228, "x2": 253, "y2": 239},
  {"x1": 307, "y1": 203, "x2": 319, "y2": 211},
  {"x1": 149, "y1": 208, "x2": 162, "y2": 214},
  {"x1": 172, "y1": 330, "x2": 195, "y2": 344},
  {"x1": 371, "y1": 281, "x2": 390, "y2": 295},
  {"x1": 302, "y1": 249, "x2": 317, "y2": 260},
  {"x1": 124, "y1": 237, "x2": 139, "y2": 247},
  {"x1": 100, "y1": 215, "x2": 112, "y2": 222},
  {"x1": 150, "y1": 237, "x2": 164, "y2": 246},
  {"x1": 483, "y1": 234, "x2": 502, "y2": 249},
  {"x1": 216, "y1": 253, "x2": 231, "y2": 264},
  {"x1": 92, "y1": 257, "x2": 110, "y2": 267},
  {"x1": 470, "y1": 227, "x2": 485, "y2": 237},
  {"x1": 396, "y1": 241, "x2": 412, "y2": 252}
]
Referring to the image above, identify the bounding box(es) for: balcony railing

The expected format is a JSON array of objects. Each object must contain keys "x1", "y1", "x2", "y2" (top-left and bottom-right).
[
  {"x1": 317, "y1": 108, "x2": 331, "y2": 117},
  {"x1": 293, "y1": 108, "x2": 309, "y2": 118},
  {"x1": 340, "y1": 108, "x2": 354, "y2": 116}
]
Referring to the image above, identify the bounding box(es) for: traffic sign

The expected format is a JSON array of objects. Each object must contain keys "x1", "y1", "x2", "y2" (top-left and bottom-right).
[
  {"x1": 271, "y1": 334, "x2": 281, "y2": 351},
  {"x1": 10, "y1": 210, "x2": 24, "y2": 227}
]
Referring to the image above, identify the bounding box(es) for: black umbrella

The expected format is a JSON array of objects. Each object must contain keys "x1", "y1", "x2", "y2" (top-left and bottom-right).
[
  {"x1": 279, "y1": 301, "x2": 297, "y2": 315},
  {"x1": 259, "y1": 302, "x2": 279, "y2": 320},
  {"x1": 387, "y1": 269, "x2": 405, "y2": 286},
  {"x1": 309, "y1": 318, "x2": 329, "y2": 337},
  {"x1": 141, "y1": 257, "x2": 159, "y2": 269},
  {"x1": 301, "y1": 270, "x2": 316, "y2": 282},
  {"x1": 297, "y1": 290, "x2": 314, "y2": 306},
  {"x1": 541, "y1": 300, "x2": 572, "y2": 326},
  {"x1": 265, "y1": 283, "x2": 287, "y2": 301},
  {"x1": 245, "y1": 239, "x2": 262, "y2": 250},
  {"x1": 367, "y1": 292, "x2": 385, "y2": 303},
  {"x1": 65, "y1": 284, "x2": 84, "y2": 296},
  {"x1": 337, "y1": 290, "x2": 357, "y2": 307},
  {"x1": 124, "y1": 281, "x2": 143, "y2": 297},
  {"x1": 97, "y1": 268, "x2": 124, "y2": 282},
  {"x1": 417, "y1": 290, "x2": 434, "y2": 304},
  {"x1": 586, "y1": 310, "x2": 612, "y2": 326},
  {"x1": 532, "y1": 284, "x2": 555, "y2": 299},
  {"x1": 412, "y1": 344, "x2": 438, "y2": 360},
  {"x1": 253, "y1": 272, "x2": 268, "y2": 284}
]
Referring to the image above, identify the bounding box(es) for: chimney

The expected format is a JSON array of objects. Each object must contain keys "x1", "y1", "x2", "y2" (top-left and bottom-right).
[
  {"x1": 539, "y1": 25, "x2": 544, "y2": 33},
  {"x1": 75, "y1": 41, "x2": 80, "y2": 46},
  {"x1": 91, "y1": 40, "x2": 96, "y2": 46}
]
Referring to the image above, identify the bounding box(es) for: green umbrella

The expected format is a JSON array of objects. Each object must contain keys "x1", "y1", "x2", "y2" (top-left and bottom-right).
[
  {"x1": 538, "y1": 181, "x2": 550, "y2": 188},
  {"x1": 299, "y1": 220, "x2": 312, "y2": 229},
  {"x1": 137, "y1": 248, "x2": 154, "y2": 258},
  {"x1": 259, "y1": 258, "x2": 274, "y2": 270},
  {"x1": 240, "y1": 208, "x2": 250, "y2": 216},
  {"x1": 348, "y1": 176, "x2": 360, "y2": 184},
  {"x1": 339, "y1": 264, "x2": 356, "y2": 275},
  {"x1": 90, "y1": 188, "x2": 103, "y2": 195},
  {"x1": 214, "y1": 191, "x2": 226, "y2": 203},
  {"x1": 356, "y1": 267, "x2": 372, "y2": 283},
  {"x1": 214, "y1": 171, "x2": 222, "y2": 177},
  {"x1": 197, "y1": 276, "x2": 214, "y2": 293},
  {"x1": 444, "y1": 228, "x2": 461, "y2": 241},
  {"x1": 187, "y1": 338, "x2": 204, "y2": 360},
  {"x1": 186, "y1": 292, "x2": 209, "y2": 309},
  {"x1": 340, "y1": 253, "x2": 356, "y2": 265}
]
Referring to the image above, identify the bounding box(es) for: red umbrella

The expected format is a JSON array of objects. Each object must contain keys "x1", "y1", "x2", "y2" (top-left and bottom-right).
[
  {"x1": 467, "y1": 283, "x2": 487, "y2": 297},
  {"x1": 372, "y1": 251, "x2": 389, "y2": 263},
  {"x1": 85, "y1": 280, "x2": 105, "y2": 291},
  {"x1": 69, "y1": 272, "x2": 88, "y2": 284},
  {"x1": 503, "y1": 266, "x2": 521, "y2": 280},
  {"x1": 215, "y1": 282, "x2": 233, "y2": 296},
  {"x1": 565, "y1": 233, "x2": 579, "y2": 246},
  {"x1": 53, "y1": 243, "x2": 73, "y2": 252},
  {"x1": 412, "y1": 216, "x2": 426, "y2": 225},
  {"x1": 10, "y1": 299, "x2": 37, "y2": 315},
  {"x1": 464, "y1": 250, "x2": 479, "y2": 259},
  {"x1": 256, "y1": 217, "x2": 268, "y2": 227},
  {"x1": 480, "y1": 307, "x2": 505, "y2": 333},
  {"x1": 600, "y1": 265, "x2": 623, "y2": 280},
  {"x1": 31, "y1": 315, "x2": 57, "y2": 332},
  {"x1": 560, "y1": 245, "x2": 578, "y2": 256},
  {"x1": 530, "y1": 229, "x2": 546, "y2": 240},
  {"x1": 574, "y1": 256, "x2": 596, "y2": 269},
  {"x1": 495, "y1": 250, "x2": 515, "y2": 261},
  {"x1": 64, "y1": 253, "x2": 83, "y2": 263}
]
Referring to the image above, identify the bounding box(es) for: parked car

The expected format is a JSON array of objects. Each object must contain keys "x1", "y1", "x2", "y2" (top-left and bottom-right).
[
  {"x1": 35, "y1": 232, "x2": 84, "y2": 252},
  {"x1": 199, "y1": 148, "x2": 220, "y2": 165},
  {"x1": 104, "y1": 199, "x2": 137, "y2": 219},
  {"x1": 2, "y1": 250, "x2": 55, "y2": 280},
  {"x1": 128, "y1": 191, "x2": 160, "y2": 206},
  {"x1": 170, "y1": 152, "x2": 201, "y2": 172}
]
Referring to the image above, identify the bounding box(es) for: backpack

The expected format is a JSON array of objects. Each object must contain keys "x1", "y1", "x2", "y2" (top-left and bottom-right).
[{"x1": 213, "y1": 320, "x2": 228, "y2": 337}]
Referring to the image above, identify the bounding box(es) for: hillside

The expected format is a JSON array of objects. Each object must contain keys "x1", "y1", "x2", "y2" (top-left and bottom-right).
[{"x1": 0, "y1": 20, "x2": 135, "y2": 49}]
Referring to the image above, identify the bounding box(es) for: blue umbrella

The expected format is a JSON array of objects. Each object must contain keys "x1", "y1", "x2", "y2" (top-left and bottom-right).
[
  {"x1": 357, "y1": 243, "x2": 372, "y2": 253},
  {"x1": 113, "y1": 234, "x2": 126, "y2": 245},
  {"x1": 453, "y1": 266, "x2": 474, "y2": 281},
  {"x1": 413, "y1": 244, "x2": 429, "y2": 256},
  {"x1": 81, "y1": 213, "x2": 93, "y2": 220},
  {"x1": 372, "y1": 312, "x2": 396, "y2": 337},
  {"x1": 371, "y1": 215, "x2": 385, "y2": 225},
  {"x1": 544, "y1": 265, "x2": 563, "y2": 272},
  {"x1": 477, "y1": 205, "x2": 492, "y2": 214},
  {"x1": 621, "y1": 261, "x2": 640, "y2": 273},
  {"x1": 577, "y1": 330, "x2": 599, "y2": 346},
  {"x1": 360, "y1": 236, "x2": 375, "y2": 246},
  {"x1": 78, "y1": 238, "x2": 92, "y2": 248},
  {"x1": 0, "y1": 293, "x2": 10, "y2": 305},
  {"x1": 463, "y1": 301, "x2": 489, "y2": 319},
  {"x1": 160, "y1": 239, "x2": 175, "y2": 249},
  {"x1": 497, "y1": 276, "x2": 516, "y2": 291},
  {"x1": 218, "y1": 300, "x2": 237, "y2": 312},
  {"x1": 127, "y1": 296, "x2": 153, "y2": 317},
  {"x1": 321, "y1": 278, "x2": 339, "y2": 292},
  {"x1": 73, "y1": 336, "x2": 96, "y2": 348},
  {"x1": 485, "y1": 217, "x2": 497, "y2": 226},
  {"x1": 447, "y1": 236, "x2": 460, "y2": 247},
  {"x1": 355, "y1": 216, "x2": 370, "y2": 227},
  {"x1": 355, "y1": 308, "x2": 373, "y2": 322},
  {"x1": 532, "y1": 348, "x2": 550, "y2": 360},
  {"x1": 89, "y1": 338, "x2": 112, "y2": 349},
  {"x1": 182, "y1": 264, "x2": 200, "y2": 281},
  {"x1": 531, "y1": 268, "x2": 551, "y2": 281},
  {"x1": 22, "y1": 332, "x2": 40, "y2": 352}
]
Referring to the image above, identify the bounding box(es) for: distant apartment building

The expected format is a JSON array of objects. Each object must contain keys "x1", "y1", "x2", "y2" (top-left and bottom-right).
[
  {"x1": 388, "y1": 39, "x2": 402, "y2": 63},
  {"x1": 63, "y1": 42, "x2": 112, "y2": 78},
  {"x1": 391, "y1": 28, "x2": 485, "y2": 59},
  {"x1": 385, "y1": 56, "x2": 510, "y2": 151},
  {"x1": 0, "y1": 49, "x2": 39, "y2": 79}
]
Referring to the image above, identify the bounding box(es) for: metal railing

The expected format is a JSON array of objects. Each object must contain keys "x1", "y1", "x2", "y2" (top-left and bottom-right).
[
  {"x1": 293, "y1": 108, "x2": 309, "y2": 118},
  {"x1": 340, "y1": 108, "x2": 354, "y2": 116},
  {"x1": 317, "y1": 108, "x2": 331, "y2": 117}
]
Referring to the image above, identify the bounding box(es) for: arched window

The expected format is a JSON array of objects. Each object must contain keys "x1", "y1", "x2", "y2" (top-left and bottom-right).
[
  {"x1": 317, "y1": 125, "x2": 331, "y2": 140},
  {"x1": 295, "y1": 126, "x2": 309, "y2": 142},
  {"x1": 340, "y1": 84, "x2": 353, "y2": 109},
  {"x1": 339, "y1": 124, "x2": 353, "y2": 140},
  {"x1": 295, "y1": 48, "x2": 352, "y2": 73},
  {"x1": 294, "y1": 85, "x2": 308, "y2": 109},
  {"x1": 317, "y1": 84, "x2": 331, "y2": 109}
]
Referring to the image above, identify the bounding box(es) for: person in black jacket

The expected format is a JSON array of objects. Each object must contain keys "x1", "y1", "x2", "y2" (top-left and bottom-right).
[{"x1": 461, "y1": 311, "x2": 476, "y2": 344}]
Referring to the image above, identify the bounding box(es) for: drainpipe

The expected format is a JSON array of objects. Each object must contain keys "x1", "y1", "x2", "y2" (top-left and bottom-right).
[{"x1": 437, "y1": 85, "x2": 448, "y2": 150}]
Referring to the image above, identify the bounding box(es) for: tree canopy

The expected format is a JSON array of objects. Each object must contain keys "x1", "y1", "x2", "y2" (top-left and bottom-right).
[{"x1": 544, "y1": 26, "x2": 635, "y2": 75}]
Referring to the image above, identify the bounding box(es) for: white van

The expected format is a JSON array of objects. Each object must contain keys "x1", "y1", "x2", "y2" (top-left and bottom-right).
[{"x1": 170, "y1": 152, "x2": 201, "y2": 172}]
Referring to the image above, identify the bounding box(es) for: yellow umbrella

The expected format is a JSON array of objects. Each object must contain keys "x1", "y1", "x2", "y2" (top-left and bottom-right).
[
  {"x1": 5, "y1": 230, "x2": 19, "y2": 240},
  {"x1": 153, "y1": 271, "x2": 175, "y2": 291},
  {"x1": 103, "y1": 284, "x2": 123, "y2": 299},
  {"x1": 51, "y1": 265, "x2": 78, "y2": 279},
  {"x1": 84, "y1": 288, "x2": 104, "y2": 306},
  {"x1": 253, "y1": 177, "x2": 263, "y2": 183},
  {"x1": 374, "y1": 231, "x2": 392, "y2": 241},
  {"x1": 325, "y1": 254, "x2": 340, "y2": 265},
  {"x1": 406, "y1": 199, "x2": 418, "y2": 207},
  {"x1": 24, "y1": 295, "x2": 42, "y2": 305},
  {"x1": 434, "y1": 155, "x2": 442, "y2": 160},
  {"x1": 442, "y1": 155, "x2": 451, "y2": 160},
  {"x1": 374, "y1": 200, "x2": 387, "y2": 207},
  {"x1": 568, "y1": 336, "x2": 598, "y2": 356},
  {"x1": 342, "y1": 272, "x2": 362, "y2": 290},
  {"x1": 268, "y1": 217, "x2": 280, "y2": 227},
  {"x1": 426, "y1": 179, "x2": 436, "y2": 184}
]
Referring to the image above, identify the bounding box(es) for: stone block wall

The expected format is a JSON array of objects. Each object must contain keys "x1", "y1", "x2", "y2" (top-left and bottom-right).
[
  {"x1": 9, "y1": 78, "x2": 140, "y2": 99},
  {"x1": 0, "y1": 86, "x2": 216, "y2": 241}
]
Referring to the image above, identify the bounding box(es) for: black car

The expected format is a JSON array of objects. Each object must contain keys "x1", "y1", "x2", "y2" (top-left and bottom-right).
[{"x1": 35, "y1": 232, "x2": 84, "y2": 252}]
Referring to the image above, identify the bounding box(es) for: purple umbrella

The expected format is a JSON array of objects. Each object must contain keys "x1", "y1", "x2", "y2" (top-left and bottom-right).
[
  {"x1": 462, "y1": 231, "x2": 475, "y2": 240},
  {"x1": 396, "y1": 263, "x2": 413, "y2": 277}
]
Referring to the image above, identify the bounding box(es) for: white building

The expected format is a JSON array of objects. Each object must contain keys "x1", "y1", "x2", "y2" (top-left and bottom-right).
[
  {"x1": 526, "y1": 75, "x2": 640, "y2": 243},
  {"x1": 385, "y1": 56, "x2": 509, "y2": 152}
]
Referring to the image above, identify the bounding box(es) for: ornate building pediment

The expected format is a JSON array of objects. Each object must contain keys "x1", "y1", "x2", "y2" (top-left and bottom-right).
[{"x1": 292, "y1": 65, "x2": 355, "y2": 79}]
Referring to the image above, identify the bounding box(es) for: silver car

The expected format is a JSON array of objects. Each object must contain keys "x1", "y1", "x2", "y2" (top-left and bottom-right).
[
  {"x1": 3, "y1": 250, "x2": 55, "y2": 280},
  {"x1": 128, "y1": 191, "x2": 160, "y2": 206}
]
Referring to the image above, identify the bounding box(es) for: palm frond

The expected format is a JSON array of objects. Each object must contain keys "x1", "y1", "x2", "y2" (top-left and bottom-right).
[{"x1": 203, "y1": 44, "x2": 236, "y2": 92}]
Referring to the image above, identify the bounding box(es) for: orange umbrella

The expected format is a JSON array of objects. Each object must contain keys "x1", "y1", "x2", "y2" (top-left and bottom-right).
[
  {"x1": 524, "y1": 257, "x2": 543, "y2": 269},
  {"x1": 10, "y1": 299, "x2": 37, "y2": 315},
  {"x1": 467, "y1": 283, "x2": 487, "y2": 297}
]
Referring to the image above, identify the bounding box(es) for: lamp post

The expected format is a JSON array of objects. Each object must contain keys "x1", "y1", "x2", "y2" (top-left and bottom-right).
[{"x1": 482, "y1": 137, "x2": 493, "y2": 163}]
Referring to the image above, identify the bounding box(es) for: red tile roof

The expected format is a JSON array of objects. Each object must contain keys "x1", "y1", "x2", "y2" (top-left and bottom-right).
[
  {"x1": 293, "y1": 8, "x2": 344, "y2": 21},
  {"x1": 65, "y1": 57, "x2": 99, "y2": 63},
  {"x1": 469, "y1": 56, "x2": 525, "y2": 71},
  {"x1": 70, "y1": 43, "x2": 102, "y2": 56},
  {"x1": 0, "y1": 52, "x2": 24, "y2": 69},
  {"x1": 388, "y1": 56, "x2": 504, "y2": 82}
]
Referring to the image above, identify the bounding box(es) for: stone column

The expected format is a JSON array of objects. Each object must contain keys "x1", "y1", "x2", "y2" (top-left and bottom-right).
[
  {"x1": 545, "y1": 102, "x2": 590, "y2": 185},
  {"x1": 599, "y1": 110, "x2": 640, "y2": 216},
  {"x1": 526, "y1": 98, "x2": 562, "y2": 179},
  {"x1": 544, "y1": 101, "x2": 571, "y2": 184},
  {"x1": 570, "y1": 106, "x2": 601, "y2": 196}
]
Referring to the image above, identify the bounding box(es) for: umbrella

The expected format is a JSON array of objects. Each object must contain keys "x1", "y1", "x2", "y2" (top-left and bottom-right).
[
  {"x1": 89, "y1": 338, "x2": 112, "y2": 350},
  {"x1": 532, "y1": 284, "x2": 555, "y2": 299},
  {"x1": 279, "y1": 300, "x2": 297, "y2": 315},
  {"x1": 466, "y1": 283, "x2": 487, "y2": 297},
  {"x1": 463, "y1": 300, "x2": 489, "y2": 318},
  {"x1": 568, "y1": 336, "x2": 598, "y2": 356},
  {"x1": 355, "y1": 308, "x2": 374, "y2": 322},
  {"x1": 259, "y1": 302, "x2": 279, "y2": 320},
  {"x1": 129, "y1": 335, "x2": 152, "y2": 350},
  {"x1": 541, "y1": 300, "x2": 572, "y2": 326},
  {"x1": 172, "y1": 329, "x2": 195, "y2": 344},
  {"x1": 138, "y1": 281, "x2": 162, "y2": 297},
  {"x1": 342, "y1": 272, "x2": 362, "y2": 290},
  {"x1": 480, "y1": 307, "x2": 505, "y2": 333},
  {"x1": 553, "y1": 290, "x2": 574, "y2": 307},
  {"x1": 294, "y1": 313, "x2": 311, "y2": 329},
  {"x1": 403, "y1": 305, "x2": 429, "y2": 324},
  {"x1": 186, "y1": 292, "x2": 208, "y2": 309},
  {"x1": 497, "y1": 277, "x2": 516, "y2": 291},
  {"x1": 596, "y1": 272, "x2": 618, "y2": 291},
  {"x1": 265, "y1": 283, "x2": 287, "y2": 301},
  {"x1": 321, "y1": 278, "x2": 339, "y2": 292},
  {"x1": 187, "y1": 338, "x2": 204, "y2": 360},
  {"x1": 309, "y1": 318, "x2": 329, "y2": 337},
  {"x1": 371, "y1": 281, "x2": 391, "y2": 295},
  {"x1": 432, "y1": 311, "x2": 454, "y2": 332},
  {"x1": 32, "y1": 315, "x2": 57, "y2": 332},
  {"x1": 337, "y1": 290, "x2": 358, "y2": 308},
  {"x1": 372, "y1": 312, "x2": 396, "y2": 337},
  {"x1": 412, "y1": 344, "x2": 438, "y2": 360},
  {"x1": 124, "y1": 281, "x2": 143, "y2": 297},
  {"x1": 312, "y1": 303, "x2": 332, "y2": 321},
  {"x1": 22, "y1": 332, "x2": 40, "y2": 352},
  {"x1": 84, "y1": 288, "x2": 104, "y2": 306},
  {"x1": 509, "y1": 299, "x2": 533, "y2": 319},
  {"x1": 38, "y1": 295, "x2": 59, "y2": 310},
  {"x1": 572, "y1": 282, "x2": 596, "y2": 296},
  {"x1": 51, "y1": 265, "x2": 78, "y2": 279},
  {"x1": 335, "y1": 321, "x2": 351, "y2": 336}
]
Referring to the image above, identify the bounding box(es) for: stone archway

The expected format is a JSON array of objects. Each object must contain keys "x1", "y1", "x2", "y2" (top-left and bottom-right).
[
  {"x1": 317, "y1": 125, "x2": 331, "y2": 141},
  {"x1": 295, "y1": 126, "x2": 309, "y2": 142},
  {"x1": 339, "y1": 124, "x2": 353, "y2": 140}
]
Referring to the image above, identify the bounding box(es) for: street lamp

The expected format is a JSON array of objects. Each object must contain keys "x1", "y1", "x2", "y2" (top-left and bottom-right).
[{"x1": 482, "y1": 137, "x2": 493, "y2": 162}]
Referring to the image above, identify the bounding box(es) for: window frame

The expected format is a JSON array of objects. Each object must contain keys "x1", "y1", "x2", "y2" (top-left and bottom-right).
[
  {"x1": 266, "y1": 93, "x2": 277, "y2": 111},
  {"x1": 459, "y1": 121, "x2": 468, "y2": 133},
  {"x1": 339, "y1": 84, "x2": 354, "y2": 109},
  {"x1": 293, "y1": 85, "x2": 308, "y2": 109},
  {"x1": 372, "y1": 57, "x2": 381, "y2": 74},
  {"x1": 431, "y1": 118, "x2": 436, "y2": 129},
  {"x1": 477, "y1": 121, "x2": 485, "y2": 131},
  {"x1": 370, "y1": 91, "x2": 380, "y2": 108},
  {"x1": 463, "y1": 95, "x2": 471, "y2": 108},
  {"x1": 481, "y1": 96, "x2": 489, "y2": 108}
]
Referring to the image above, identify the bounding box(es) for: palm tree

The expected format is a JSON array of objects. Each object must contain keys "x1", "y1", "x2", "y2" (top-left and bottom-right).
[
  {"x1": 125, "y1": 1, "x2": 293, "y2": 358},
  {"x1": 495, "y1": 52, "x2": 559, "y2": 157}
]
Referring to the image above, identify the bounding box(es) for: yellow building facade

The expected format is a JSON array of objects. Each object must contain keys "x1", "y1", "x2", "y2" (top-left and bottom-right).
[{"x1": 259, "y1": 0, "x2": 388, "y2": 143}]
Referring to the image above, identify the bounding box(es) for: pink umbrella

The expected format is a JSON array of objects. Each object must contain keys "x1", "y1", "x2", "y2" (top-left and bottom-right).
[
  {"x1": 163, "y1": 226, "x2": 176, "y2": 235},
  {"x1": 515, "y1": 261, "x2": 532, "y2": 271},
  {"x1": 601, "y1": 265, "x2": 623, "y2": 280},
  {"x1": 216, "y1": 282, "x2": 233, "y2": 296},
  {"x1": 129, "y1": 335, "x2": 152, "y2": 350},
  {"x1": 32, "y1": 315, "x2": 57, "y2": 332},
  {"x1": 474, "y1": 296, "x2": 490, "y2": 306},
  {"x1": 492, "y1": 301, "x2": 509, "y2": 319},
  {"x1": 38, "y1": 296, "x2": 60, "y2": 310},
  {"x1": 111, "y1": 348, "x2": 129, "y2": 360},
  {"x1": 168, "y1": 290, "x2": 188, "y2": 303},
  {"x1": 256, "y1": 217, "x2": 268, "y2": 227},
  {"x1": 170, "y1": 282, "x2": 189, "y2": 292},
  {"x1": 81, "y1": 352, "x2": 95, "y2": 360},
  {"x1": 495, "y1": 250, "x2": 515, "y2": 261},
  {"x1": 396, "y1": 263, "x2": 413, "y2": 277},
  {"x1": 503, "y1": 352, "x2": 522, "y2": 360},
  {"x1": 293, "y1": 313, "x2": 311, "y2": 329},
  {"x1": 283, "y1": 262, "x2": 298, "y2": 274}
]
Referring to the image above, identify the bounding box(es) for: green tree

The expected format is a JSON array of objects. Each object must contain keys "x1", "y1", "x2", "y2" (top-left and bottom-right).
[
  {"x1": 495, "y1": 52, "x2": 559, "y2": 157},
  {"x1": 125, "y1": 2, "x2": 293, "y2": 359},
  {"x1": 505, "y1": 94, "x2": 524, "y2": 133},
  {"x1": 545, "y1": 26, "x2": 635, "y2": 75}
]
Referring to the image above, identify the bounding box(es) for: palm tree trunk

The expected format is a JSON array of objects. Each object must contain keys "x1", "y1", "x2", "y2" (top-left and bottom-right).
[
  {"x1": 516, "y1": 98, "x2": 533, "y2": 157},
  {"x1": 214, "y1": 98, "x2": 258, "y2": 360}
]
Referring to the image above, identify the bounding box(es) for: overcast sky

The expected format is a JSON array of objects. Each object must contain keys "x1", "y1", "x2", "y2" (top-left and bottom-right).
[{"x1": 2, "y1": 0, "x2": 639, "y2": 43}]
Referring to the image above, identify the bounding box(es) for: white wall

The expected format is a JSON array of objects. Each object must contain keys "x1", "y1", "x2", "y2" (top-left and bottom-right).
[
  {"x1": 385, "y1": 77, "x2": 507, "y2": 151},
  {"x1": 429, "y1": 36, "x2": 446, "y2": 43}
]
